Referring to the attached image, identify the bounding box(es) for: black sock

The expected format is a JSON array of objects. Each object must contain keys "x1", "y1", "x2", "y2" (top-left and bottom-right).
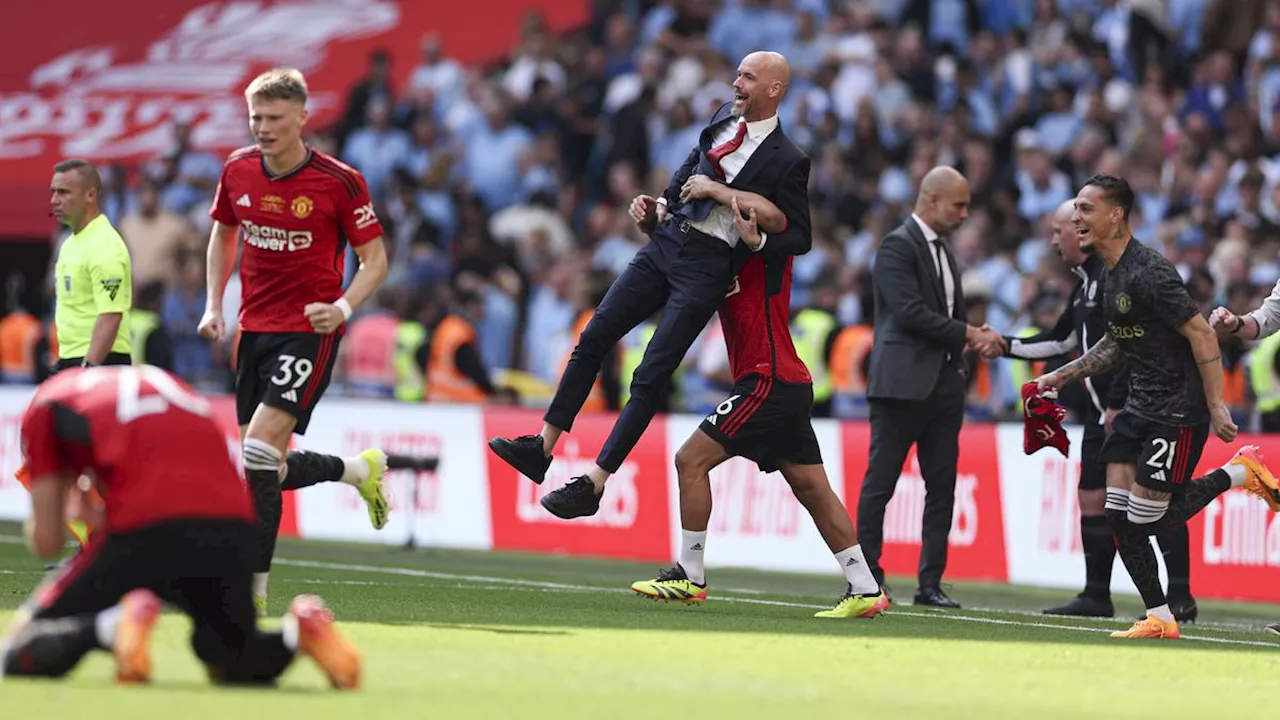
[
  {"x1": 1157, "y1": 523, "x2": 1191, "y2": 599},
  {"x1": 281, "y1": 451, "x2": 346, "y2": 491},
  {"x1": 246, "y1": 468, "x2": 282, "y2": 573},
  {"x1": 1081, "y1": 514, "x2": 1114, "y2": 600},
  {"x1": 2, "y1": 616, "x2": 100, "y2": 678},
  {"x1": 1145, "y1": 470, "x2": 1231, "y2": 535},
  {"x1": 1106, "y1": 508, "x2": 1166, "y2": 609}
]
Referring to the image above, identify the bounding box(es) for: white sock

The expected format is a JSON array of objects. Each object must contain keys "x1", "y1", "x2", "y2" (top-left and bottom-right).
[
  {"x1": 1224, "y1": 463, "x2": 1248, "y2": 487},
  {"x1": 95, "y1": 605, "x2": 122, "y2": 648},
  {"x1": 1127, "y1": 496, "x2": 1169, "y2": 525},
  {"x1": 281, "y1": 612, "x2": 300, "y2": 652},
  {"x1": 679, "y1": 530, "x2": 708, "y2": 585},
  {"x1": 1105, "y1": 487, "x2": 1131, "y2": 512},
  {"x1": 1147, "y1": 603, "x2": 1174, "y2": 623},
  {"x1": 339, "y1": 457, "x2": 370, "y2": 487},
  {"x1": 253, "y1": 572, "x2": 270, "y2": 599},
  {"x1": 834, "y1": 545, "x2": 880, "y2": 594}
]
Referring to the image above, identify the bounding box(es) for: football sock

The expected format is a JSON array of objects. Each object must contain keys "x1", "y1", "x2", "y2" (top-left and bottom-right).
[
  {"x1": 281, "y1": 450, "x2": 346, "y2": 491},
  {"x1": 1157, "y1": 524, "x2": 1191, "y2": 599},
  {"x1": 834, "y1": 545, "x2": 880, "y2": 594},
  {"x1": 339, "y1": 456, "x2": 371, "y2": 487},
  {"x1": 1080, "y1": 515, "x2": 1115, "y2": 599},
  {"x1": 1142, "y1": 470, "x2": 1231, "y2": 535},
  {"x1": 94, "y1": 605, "x2": 122, "y2": 648},
  {"x1": 253, "y1": 572, "x2": 270, "y2": 601},
  {"x1": 679, "y1": 530, "x2": 707, "y2": 585},
  {"x1": 1107, "y1": 508, "x2": 1166, "y2": 610},
  {"x1": 1147, "y1": 603, "x2": 1175, "y2": 623},
  {"x1": 243, "y1": 439, "x2": 284, "y2": 573},
  {"x1": 1224, "y1": 463, "x2": 1249, "y2": 487}
]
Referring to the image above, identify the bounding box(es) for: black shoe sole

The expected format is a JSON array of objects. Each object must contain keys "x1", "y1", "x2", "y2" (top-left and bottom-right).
[
  {"x1": 539, "y1": 494, "x2": 600, "y2": 519},
  {"x1": 488, "y1": 438, "x2": 548, "y2": 485}
]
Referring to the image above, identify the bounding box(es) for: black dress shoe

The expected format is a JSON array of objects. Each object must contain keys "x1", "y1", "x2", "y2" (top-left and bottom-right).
[
  {"x1": 913, "y1": 586, "x2": 960, "y2": 609},
  {"x1": 1042, "y1": 593, "x2": 1114, "y2": 618},
  {"x1": 488, "y1": 435, "x2": 553, "y2": 484},
  {"x1": 540, "y1": 476, "x2": 602, "y2": 519}
]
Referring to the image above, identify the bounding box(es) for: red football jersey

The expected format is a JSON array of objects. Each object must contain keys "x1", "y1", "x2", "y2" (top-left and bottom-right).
[
  {"x1": 210, "y1": 146, "x2": 385, "y2": 333},
  {"x1": 20, "y1": 366, "x2": 253, "y2": 533},
  {"x1": 719, "y1": 255, "x2": 812, "y2": 384}
]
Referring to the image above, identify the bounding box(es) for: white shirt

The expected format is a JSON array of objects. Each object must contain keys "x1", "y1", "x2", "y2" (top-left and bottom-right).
[
  {"x1": 1249, "y1": 277, "x2": 1280, "y2": 339},
  {"x1": 913, "y1": 213, "x2": 955, "y2": 318},
  {"x1": 684, "y1": 114, "x2": 778, "y2": 248}
]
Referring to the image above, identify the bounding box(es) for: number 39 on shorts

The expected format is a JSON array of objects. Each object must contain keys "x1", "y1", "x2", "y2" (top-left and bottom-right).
[{"x1": 271, "y1": 354, "x2": 314, "y2": 389}]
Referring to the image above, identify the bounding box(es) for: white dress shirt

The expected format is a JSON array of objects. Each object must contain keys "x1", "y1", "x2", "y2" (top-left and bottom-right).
[
  {"x1": 661, "y1": 114, "x2": 778, "y2": 249},
  {"x1": 913, "y1": 213, "x2": 955, "y2": 318},
  {"x1": 1248, "y1": 277, "x2": 1280, "y2": 339}
]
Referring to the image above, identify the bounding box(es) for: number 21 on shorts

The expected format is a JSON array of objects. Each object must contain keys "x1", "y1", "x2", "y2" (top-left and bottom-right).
[{"x1": 1146, "y1": 437, "x2": 1177, "y2": 484}]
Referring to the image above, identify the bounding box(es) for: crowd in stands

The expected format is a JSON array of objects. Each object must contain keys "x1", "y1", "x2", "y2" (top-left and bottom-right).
[{"x1": 6, "y1": 0, "x2": 1280, "y2": 430}]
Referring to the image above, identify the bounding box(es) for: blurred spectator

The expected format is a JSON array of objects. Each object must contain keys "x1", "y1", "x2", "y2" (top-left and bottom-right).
[{"x1": 118, "y1": 178, "x2": 193, "y2": 288}]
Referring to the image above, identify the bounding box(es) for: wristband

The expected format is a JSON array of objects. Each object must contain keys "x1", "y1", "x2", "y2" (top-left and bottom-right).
[{"x1": 334, "y1": 297, "x2": 353, "y2": 321}]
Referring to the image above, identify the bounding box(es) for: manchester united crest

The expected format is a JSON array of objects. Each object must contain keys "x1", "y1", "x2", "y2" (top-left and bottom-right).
[
  {"x1": 1115, "y1": 292, "x2": 1131, "y2": 314},
  {"x1": 291, "y1": 195, "x2": 314, "y2": 219}
]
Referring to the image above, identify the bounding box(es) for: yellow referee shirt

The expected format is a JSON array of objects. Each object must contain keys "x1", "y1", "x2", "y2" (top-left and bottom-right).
[{"x1": 54, "y1": 214, "x2": 133, "y2": 360}]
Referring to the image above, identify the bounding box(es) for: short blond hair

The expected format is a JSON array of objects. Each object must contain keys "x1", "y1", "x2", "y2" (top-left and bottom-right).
[{"x1": 244, "y1": 68, "x2": 308, "y2": 104}]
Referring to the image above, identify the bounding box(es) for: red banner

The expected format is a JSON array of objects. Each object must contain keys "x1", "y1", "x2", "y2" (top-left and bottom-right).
[
  {"x1": 484, "y1": 408, "x2": 673, "y2": 562},
  {"x1": 0, "y1": 0, "x2": 589, "y2": 238},
  {"x1": 842, "y1": 423, "x2": 1008, "y2": 584}
]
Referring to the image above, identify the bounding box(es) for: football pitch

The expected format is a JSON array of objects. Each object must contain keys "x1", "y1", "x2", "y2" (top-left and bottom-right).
[{"x1": 0, "y1": 524, "x2": 1276, "y2": 719}]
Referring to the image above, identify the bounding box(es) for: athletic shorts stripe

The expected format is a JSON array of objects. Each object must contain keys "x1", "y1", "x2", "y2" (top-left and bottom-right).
[
  {"x1": 717, "y1": 376, "x2": 763, "y2": 435},
  {"x1": 301, "y1": 334, "x2": 335, "y2": 408},
  {"x1": 723, "y1": 375, "x2": 773, "y2": 436},
  {"x1": 1173, "y1": 425, "x2": 1192, "y2": 485},
  {"x1": 34, "y1": 533, "x2": 105, "y2": 610}
]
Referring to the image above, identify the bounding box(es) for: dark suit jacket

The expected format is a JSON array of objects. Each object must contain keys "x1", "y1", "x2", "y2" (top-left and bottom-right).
[
  {"x1": 660, "y1": 102, "x2": 812, "y2": 262},
  {"x1": 866, "y1": 217, "x2": 968, "y2": 401}
]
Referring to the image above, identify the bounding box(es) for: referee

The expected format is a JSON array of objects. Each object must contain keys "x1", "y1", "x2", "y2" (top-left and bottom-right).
[{"x1": 49, "y1": 159, "x2": 133, "y2": 371}]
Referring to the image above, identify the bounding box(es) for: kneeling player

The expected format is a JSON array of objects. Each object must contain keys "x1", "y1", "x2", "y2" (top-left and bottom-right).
[
  {"x1": 630, "y1": 207, "x2": 886, "y2": 618},
  {"x1": 1, "y1": 366, "x2": 360, "y2": 688}
]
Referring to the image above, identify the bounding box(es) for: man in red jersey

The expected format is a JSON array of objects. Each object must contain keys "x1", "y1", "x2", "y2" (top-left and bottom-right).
[
  {"x1": 1, "y1": 366, "x2": 361, "y2": 689},
  {"x1": 629, "y1": 200, "x2": 888, "y2": 619},
  {"x1": 198, "y1": 69, "x2": 391, "y2": 614}
]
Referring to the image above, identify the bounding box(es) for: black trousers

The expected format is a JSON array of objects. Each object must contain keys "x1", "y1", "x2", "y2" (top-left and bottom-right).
[
  {"x1": 544, "y1": 220, "x2": 734, "y2": 473},
  {"x1": 857, "y1": 367, "x2": 966, "y2": 589}
]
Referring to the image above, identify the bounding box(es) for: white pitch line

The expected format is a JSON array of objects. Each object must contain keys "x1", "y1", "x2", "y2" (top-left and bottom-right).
[{"x1": 272, "y1": 558, "x2": 1280, "y2": 649}]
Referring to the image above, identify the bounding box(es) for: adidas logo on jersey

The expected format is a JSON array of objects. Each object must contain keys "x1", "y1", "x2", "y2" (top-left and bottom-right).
[
  {"x1": 281, "y1": 389, "x2": 298, "y2": 403},
  {"x1": 237, "y1": 194, "x2": 252, "y2": 207}
]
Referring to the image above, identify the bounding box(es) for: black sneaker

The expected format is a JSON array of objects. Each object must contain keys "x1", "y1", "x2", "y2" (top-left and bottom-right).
[
  {"x1": 1042, "y1": 593, "x2": 1115, "y2": 618},
  {"x1": 1133, "y1": 595, "x2": 1198, "y2": 623},
  {"x1": 540, "y1": 476, "x2": 602, "y2": 519},
  {"x1": 488, "y1": 435, "x2": 553, "y2": 484},
  {"x1": 1266, "y1": 622, "x2": 1280, "y2": 636}
]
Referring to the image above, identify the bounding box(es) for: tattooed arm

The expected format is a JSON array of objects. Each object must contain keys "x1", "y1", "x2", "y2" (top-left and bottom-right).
[{"x1": 1039, "y1": 334, "x2": 1122, "y2": 389}]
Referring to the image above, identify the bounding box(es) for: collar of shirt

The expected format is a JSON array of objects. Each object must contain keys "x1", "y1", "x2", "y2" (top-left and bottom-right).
[
  {"x1": 740, "y1": 114, "x2": 779, "y2": 140},
  {"x1": 72, "y1": 214, "x2": 109, "y2": 240},
  {"x1": 911, "y1": 213, "x2": 940, "y2": 242}
]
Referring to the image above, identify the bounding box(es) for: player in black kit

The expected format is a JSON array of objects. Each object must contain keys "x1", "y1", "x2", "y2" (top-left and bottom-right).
[{"x1": 1034, "y1": 175, "x2": 1280, "y2": 640}]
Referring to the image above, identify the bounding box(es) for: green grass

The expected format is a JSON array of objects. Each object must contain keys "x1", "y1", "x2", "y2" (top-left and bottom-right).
[{"x1": 0, "y1": 523, "x2": 1277, "y2": 718}]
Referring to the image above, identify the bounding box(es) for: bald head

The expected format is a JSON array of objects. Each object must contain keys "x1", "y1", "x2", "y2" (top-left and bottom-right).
[
  {"x1": 914, "y1": 166, "x2": 971, "y2": 236},
  {"x1": 1051, "y1": 198, "x2": 1086, "y2": 265},
  {"x1": 1055, "y1": 199, "x2": 1074, "y2": 222},
  {"x1": 732, "y1": 51, "x2": 791, "y2": 121}
]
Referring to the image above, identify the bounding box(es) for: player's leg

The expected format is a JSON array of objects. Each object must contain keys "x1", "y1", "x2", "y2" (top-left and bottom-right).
[
  {"x1": 243, "y1": 403, "x2": 296, "y2": 614},
  {"x1": 631, "y1": 427, "x2": 728, "y2": 602},
  {"x1": 0, "y1": 535, "x2": 143, "y2": 679},
  {"x1": 1043, "y1": 434, "x2": 1115, "y2": 617},
  {"x1": 1102, "y1": 460, "x2": 1180, "y2": 638},
  {"x1": 491, "y1": 242, "x2": 670, "y2": 483},
  {"x1": 1155, "y1": 524, "x2": 1195, "y2": 622}
]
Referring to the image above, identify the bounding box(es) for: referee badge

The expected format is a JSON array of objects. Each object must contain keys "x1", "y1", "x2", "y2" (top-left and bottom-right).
[
  {"x1": 64, "y1": 275, "x2": 71, "y2": 292},
  {"x1": 291, "y1": 195, "x2": 314, "y2": 219}
]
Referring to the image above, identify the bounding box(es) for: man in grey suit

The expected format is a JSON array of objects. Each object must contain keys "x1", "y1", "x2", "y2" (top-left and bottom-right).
[{"x1": 857, "y1": 166, "x2": 1001, "y2": 608}]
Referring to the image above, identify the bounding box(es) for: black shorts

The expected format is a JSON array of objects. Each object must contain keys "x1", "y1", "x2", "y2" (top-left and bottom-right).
[
  {"x1": 699, "y1": 374, "x2": 822, "y2": 473},
  {"x1": 27, "y1": 519, "x2": 265, "y2": 672},
  {"x1": 54, "y1": 352, "x2": 131, "y2": 372},
  {"x1": 1080, "y1": 429, "x2": 1106, "y2": 491},
  {"x1": 235, "y1": 331, "x2": 340, "y2": 434},
  {"x1": 1098, "y1": 411, "x2": 1209, "y2": 495}
]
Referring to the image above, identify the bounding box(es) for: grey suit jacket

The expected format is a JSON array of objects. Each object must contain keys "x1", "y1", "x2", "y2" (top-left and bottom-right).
[{"x1": 866, "y1": 218, "x2": 969, "y2": 401}]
